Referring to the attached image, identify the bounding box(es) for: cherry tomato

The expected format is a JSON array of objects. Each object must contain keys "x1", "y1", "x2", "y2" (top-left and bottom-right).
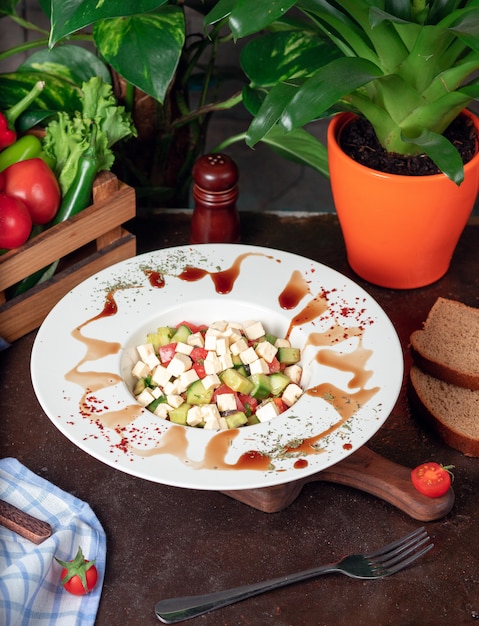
[
  {"x1": 3, "y1": 158, "x2": 60, "y2": 225},
  {"x1": 411, "y1": 462, "x2": 453, "y2": 498},
  {"x1": 0, "y1": 193, "x2": 32, "y2": 248},
  {"x1": 55, "y1": 547, "x2": 98, "y2": 596}
]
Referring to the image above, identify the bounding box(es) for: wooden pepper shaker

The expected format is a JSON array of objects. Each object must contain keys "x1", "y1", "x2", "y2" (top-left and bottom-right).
[{"x1": 190, "y1": 153, "x2": 240, "y2": 244}]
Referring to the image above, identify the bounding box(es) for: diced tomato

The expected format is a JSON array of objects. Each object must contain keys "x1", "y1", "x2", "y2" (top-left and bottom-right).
[
  {"x1": 177, "y1": 321, "x2": 199, "y2": 333},
  {"x1": 158, "y1": 342, "x2": 177, "y2": 363},
  {"x1": 238, "y1": 394, "x2": 258, "y2": 417},
  {"x1": 268, "y1": 357, "x2": 281, "y2": 373},
  {"x1": 190, "y1": 346, "x2": 208, "y2": 361},
  {"x1": 273, "y1": 397, "x2": 287, "y2": 413},
  {"x1": 176, "y1": 321, "x2": 208, "y2": 334},
  {"x1": 192, "y1": 362, "x2": 206, "y2": 378},
  {"x1": 213, "y1": 384, "x2": 234, "y2": 400}
]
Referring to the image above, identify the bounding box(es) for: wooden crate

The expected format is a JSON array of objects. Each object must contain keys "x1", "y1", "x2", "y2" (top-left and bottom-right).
[{"x1": 0, "y1": 171, "x2": 136, "y2": 342}]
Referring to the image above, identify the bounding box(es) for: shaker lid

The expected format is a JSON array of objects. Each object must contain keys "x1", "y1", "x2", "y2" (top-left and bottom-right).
[{"x1": 193, "y1": 153, "x2": 238, "y2": 191}]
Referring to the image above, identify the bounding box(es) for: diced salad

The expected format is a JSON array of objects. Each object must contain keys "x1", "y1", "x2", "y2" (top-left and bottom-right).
[{"x1": 131, "y1": 320, "x2": 304, "y2": 429}]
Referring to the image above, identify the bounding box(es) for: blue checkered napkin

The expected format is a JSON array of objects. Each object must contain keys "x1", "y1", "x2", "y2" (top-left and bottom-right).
[{"x1": 0, "y1": 458, "x2": 106, "y2": 626}]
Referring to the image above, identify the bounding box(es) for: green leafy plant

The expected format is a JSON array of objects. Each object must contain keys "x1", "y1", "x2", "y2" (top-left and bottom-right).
[
  {"x1": 0, "y1": 0, "x2": 329, "y2": 207},
  {"x1": 207, "y1": 0, "x2": 479, "y2": 185}
]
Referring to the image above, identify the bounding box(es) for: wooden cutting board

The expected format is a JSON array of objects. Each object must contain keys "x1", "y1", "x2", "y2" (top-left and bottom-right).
[{"x1": 221, "y1": 446, "x2": 455, "y2": 520}]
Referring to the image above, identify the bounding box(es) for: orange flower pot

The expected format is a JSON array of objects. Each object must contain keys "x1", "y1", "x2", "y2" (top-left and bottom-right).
[{"x1": 327, "y1": 111, "x2": 479, "y2": 289}]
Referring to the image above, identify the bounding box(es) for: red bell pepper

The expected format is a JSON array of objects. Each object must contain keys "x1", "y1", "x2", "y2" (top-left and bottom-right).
[{"x1": 0, "y1": 81, "x2": 45, "y2": 151}]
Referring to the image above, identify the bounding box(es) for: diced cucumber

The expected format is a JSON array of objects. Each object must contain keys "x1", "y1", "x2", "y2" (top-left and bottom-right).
[
  {"x1": 220, "y1": 368, "x2": 255, "y2": 395},
  {"x1": 148, "y1": 326, "x2": 173, "y2": 349},
  {"x1": 171, "y1": 324, "x2": 192, "y2": 343},
  {"x1": 147, "y1": 396, "x2": 167, "y2": 412},
  {"x1": 249, "y1": 373, "x2": 272, "y2": 400},
  {"x1": 247, "y1": 414, "x2": 260, "y2": 426},
  {"x1": 225, "y1": 411, "x2": 248, "y2": 428},
  {"x1": 169, "y1": 403, "x2": 190, "y2": 425},
  {"x1": 133, "y1": 378, "x2": 148, "y2": 395},
  {"x1": 269, "y1": 372, "x2": 290, "y2": 396},
  {"x1": 264, "y1": 333, "x2": 277, "y2": 345},
  {"x1": 186, "y1": 379, "x2": 214, "y2": 405},
  {"x1": 277, "y1": 346, "x2": 301, "y2": 364}
]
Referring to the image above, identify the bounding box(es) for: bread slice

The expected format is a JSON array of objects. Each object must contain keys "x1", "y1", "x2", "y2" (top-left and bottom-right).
[
  {"x1": 409, "y1": 365, "x2": 479, "y2": 457},
  {"x1": 410, "y1": 297, "x2": 479, "y2": 390}
]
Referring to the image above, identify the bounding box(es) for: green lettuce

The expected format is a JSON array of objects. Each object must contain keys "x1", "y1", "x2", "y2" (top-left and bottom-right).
[{"x1": 43, "y1": 76, "x2": 137, "y2": 195}]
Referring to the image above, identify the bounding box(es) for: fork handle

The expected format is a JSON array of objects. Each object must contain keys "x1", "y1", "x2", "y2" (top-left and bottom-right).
[{"x1": 155, "y1": 564, "x2": 336, "y2": 623}]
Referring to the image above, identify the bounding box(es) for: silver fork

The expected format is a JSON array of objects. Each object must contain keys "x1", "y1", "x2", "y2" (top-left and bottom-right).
[{"x1": 155, "y1": 527, "x2": 433, "y2": 624}]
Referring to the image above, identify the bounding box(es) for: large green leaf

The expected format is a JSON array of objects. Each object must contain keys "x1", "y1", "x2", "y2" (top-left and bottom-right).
[
  {"x1": 229, "y1": 0, "x2": 297, "y2": 38},
  {"x1": 49, "y1": 0, "x2": 169, "y2": 45},
  {"x1": 260, "y1": 125, "x2": 329, "y2": 177},
  {"x1": 93, "y1": 7, "x2": 185, "y2": 102},
  {"x1": 241, "y1": 30, "x2": 340, "y2": 87},
  {"x1": 19, "y1": 45, "x2": 111, "y2": 86},
  {"x1": 204, "y1": 0, "x2": 236, "y2": 26},
  {"x1": 246, "y1": 82, "x2": 298, "y2": 146},
  {"x1": 281, "y1": 57, "x2": 383, "y2": 131},
  {"x1": 405, "y1": 128, "x2": 464, "y2": 185}
]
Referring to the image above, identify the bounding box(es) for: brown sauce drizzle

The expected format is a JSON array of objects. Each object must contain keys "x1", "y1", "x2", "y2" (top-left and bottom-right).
[
  {"x1": 177, "y1": 252, "x2": 273, "y2": 294},
  {"x1": 64, "y1": 254, "x2": 382, "y2": 473},
  {"x1": 279, "y1": 270, "x2": 311, "y2": 309}
]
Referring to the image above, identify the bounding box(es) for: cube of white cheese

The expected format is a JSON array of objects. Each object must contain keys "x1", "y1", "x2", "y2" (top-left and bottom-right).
[
  {"x1": 255, "y1": 340, "x2": 278, "y2": 363},
  {"x1": 284, "y1": 364, "x2": 303, "y2": 385},
  {"x1": 179, "y1": 368, "x2": 200, "y2": 389},
  {"x1": 151, "y1": 386, "x2": 164, "y2": 399},
  {"x1": 240, "y1": 346, "x2": 258, "y2": 365},
  {"x1": 275, "y1": 337, "x2": 291, "y2": 348},
  {"x1": 219, "y1": 353, "x2": 234, "y2": 371},
  {"x1": 243, "y1": 321, "x2": 265, "y2": 340},
  {"x1": 167, "y1": 394, "x2": 184, "y2": 409},
  {"x1": 166, "y1": 353, "x2": 192, "y2": 377},
  {"x1": 187, "y1": 405, "x2": 204, "y2": 426},
  {"x1": 204, "y1": 352, "x2": 223, "y2": 374},
  {"x1": 255, "y1": 400, "x2": 281, "y2": 422},
  {"x1": 187, "y1": 332, "x2": 205, "y2": 347},
  {"x1": 151, "y1": 364, "x2": 171, "y2": 387},
  {"x1": 135, "y1": 388, "x2": 156, "y2": 407},
  {"x1": 136, "y1": 343, "x2": 156, "y2": 361},
  {"x1": 204, "y1": 333, "x2": 217, "y2": 351},
  {"x1": 215, "y1": 337, "x2": 229, "y2": 356},
  {"x1": 282, "y1": 383, "x2": 303, "y2": 407},
  {"x1": 154, "y1": 403, "x2": 172, "y2": 419},
  {"x1": 201, "y1": 404, "x2": 222, "y2": 429},
  {"x1": 132, "y1": 360, "x2": 150, "y2": 379},
  {"x1": 230, "y1": 338, "x2": 248, "y2": 355},
  {"x1": 202, "y1": 373, "x2": 221, "y2": 390},
  {"x1": 143, "y1": 353, "x2": 160, "y2": 369},
  {"x1": 175, "y1": 341, "x2": 193, "y2": 355},
  {"x1": 210, "y1": 320, "x2": 228, "y2": 332},
  {"x1": 249, "y1": 357, "x2": 270, "y2": 375},
  {"x1": 216, "y1": 393, "x2": 237, "y2": 412},
  {"x1": 164, "y1": 379, "x2": 183, "y2": 395}
]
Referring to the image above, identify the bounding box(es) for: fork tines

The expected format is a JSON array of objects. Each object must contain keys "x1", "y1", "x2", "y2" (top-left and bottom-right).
[{"x1": 367, "y1": 527, "x2": 433, "y2": 576}]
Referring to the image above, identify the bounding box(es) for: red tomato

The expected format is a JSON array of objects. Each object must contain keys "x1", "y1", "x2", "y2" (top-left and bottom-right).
[
  {"x1": 192, "y1": 362, "x2": 206, "y2": 378},
  {"x1": 0, "y1": 193, "x2": 32, "y2": 248},
  {"x1": 237, "y1": 393, "x2": 258, "y2": 416},
  {"x1": 158, "y1": 342, "x2": 177, "y2": 363},
  {"x1": 411, "y1": 462, "x2": 453, "y2": 498},
  {"x1": 56, "y1": 547, "x2": 98, "y2": 596},
  {"x1": 268, "y1": 357, "x2": 281, "y2": 373},
  {"x1": 3, "y1": 158, "x2": 61, "y2": 225},
  {"x1": 190, "y1": 346, "x2": 208, "y2": 362}
]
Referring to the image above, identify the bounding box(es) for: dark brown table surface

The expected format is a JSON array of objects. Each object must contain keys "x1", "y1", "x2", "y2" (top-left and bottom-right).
[{"x1": 2, "y1": 211, "x2": 479, "y2": 626}]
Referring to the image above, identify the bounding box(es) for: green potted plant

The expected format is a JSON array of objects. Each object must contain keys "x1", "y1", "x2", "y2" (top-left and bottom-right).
[
  {"x1": 0, "y1": 0, "x2": 328, "y2": 210},
  {"x1": 206, "y1": 0, "x2": 479, "y2": 289}
]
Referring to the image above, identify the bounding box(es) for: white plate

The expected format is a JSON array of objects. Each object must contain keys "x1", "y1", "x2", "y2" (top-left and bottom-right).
[{"x1": 31, "y1": 244, "x2": 403, "y2": 491}]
